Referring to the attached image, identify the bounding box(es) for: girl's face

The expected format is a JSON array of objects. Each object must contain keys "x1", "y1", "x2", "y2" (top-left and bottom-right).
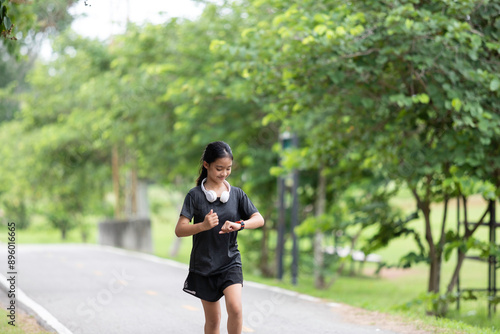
[{"x1": 204, "y1": 157, "x2": 232, "y2": 184}]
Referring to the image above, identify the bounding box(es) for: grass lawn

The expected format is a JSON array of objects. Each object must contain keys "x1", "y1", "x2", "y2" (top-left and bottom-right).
[
  {"x1": 1, "y1": 185, "x2": 499, "y2": 333},
  {"x1": 0, "y1": 307, "x2": 52, "y2": 334}
]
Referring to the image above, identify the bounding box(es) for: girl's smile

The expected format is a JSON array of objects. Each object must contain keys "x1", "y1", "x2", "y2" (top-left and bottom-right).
[{"x1": 204, "y1": 157, "x2": 233, "y2": 187}]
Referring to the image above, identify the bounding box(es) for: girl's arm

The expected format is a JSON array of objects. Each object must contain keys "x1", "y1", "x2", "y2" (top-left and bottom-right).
[
  {"x1": 242, "y1": 212, "x2": 265, "y2": 229},
  {"x1": 219, "y1": 212, "x2": 264, "y2": 234},
  {"x1": 175, "y1": 209, "x2": 219, "y2": 237}
]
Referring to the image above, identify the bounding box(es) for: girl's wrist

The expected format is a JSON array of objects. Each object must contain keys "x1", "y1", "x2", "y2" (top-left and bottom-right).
[
  {"x1": 236, "y1": 220, "x2": 245, "y2": 230},
  {"x1": 200, "y1": 220, "x2": 209, "y2": 232}
]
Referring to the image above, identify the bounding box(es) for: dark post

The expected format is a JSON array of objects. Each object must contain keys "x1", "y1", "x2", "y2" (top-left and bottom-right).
[
  {"x1": 276, "y1": 132, "x2": 292, "y2": 280},
  {"x1": 276, "y1": 175, "x2": 286, "y2": 280},
  {"x1": 456, "y1": 198, "x2": 498, "y2": 316},
  {"x1": 488, "y1": 200, "x2": 497, "y2": 317},
  {"x1": 456, "y1": 197, "x2": 461, "y2": 311},
  {"x1": 291, "y1": 139, "x2": 299, "y2": 285}
]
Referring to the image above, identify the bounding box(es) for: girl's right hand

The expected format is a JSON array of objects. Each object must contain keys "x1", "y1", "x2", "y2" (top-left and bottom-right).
[{"x1": 202, "y1": 209, "x2": 219, "y2": 231}]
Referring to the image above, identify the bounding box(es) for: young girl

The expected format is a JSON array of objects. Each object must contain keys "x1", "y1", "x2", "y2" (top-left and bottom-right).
[{"x1": 175, "y1": 141, "x2": 265, "y2": 334}]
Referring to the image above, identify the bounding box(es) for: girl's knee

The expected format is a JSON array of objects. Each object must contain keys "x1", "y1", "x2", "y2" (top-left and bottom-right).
[
  {"x1": 205, "y1": 313, "x2": 221, "y2": 330},
  {"x1": 227, "y1": 301, "x2": 242, "y2": 318}
]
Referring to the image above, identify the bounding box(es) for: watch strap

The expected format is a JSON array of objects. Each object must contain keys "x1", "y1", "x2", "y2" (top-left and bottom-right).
[{"x1": 237, "y1": 220, "x2": 245, "y2": 230}]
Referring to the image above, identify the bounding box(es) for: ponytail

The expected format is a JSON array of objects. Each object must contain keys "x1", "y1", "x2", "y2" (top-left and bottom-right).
[
  {"x1": 196, "y1": 141, "x2": 233, "y2": 186},
  {"x1": 196, "y1": 166, "x2": 208, "y2": 186}
]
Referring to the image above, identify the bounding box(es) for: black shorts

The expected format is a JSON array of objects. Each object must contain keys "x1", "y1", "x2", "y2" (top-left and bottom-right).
[{"x1": 183, "y1": 266, "x2": 243, "y2": 302}]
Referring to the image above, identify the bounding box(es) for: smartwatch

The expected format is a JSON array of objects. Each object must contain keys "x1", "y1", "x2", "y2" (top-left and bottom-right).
[{"x1": 237, "y1": 220, "x2": 245, "y2": 230}]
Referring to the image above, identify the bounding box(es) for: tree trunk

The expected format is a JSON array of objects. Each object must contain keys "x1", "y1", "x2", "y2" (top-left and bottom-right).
[
  {"x1": 314, "y1": 167, "x2": 327, "y2": 289},
  {"x1": 411, "y1": 186, "x2": 440, "y2": 293},
  {"x1": 112, "y1": 145, "x2": 121, "y2": 219},
  {"x1": 125, "y1": 162, "x2": 139, "y2": 218},
  {"x1": 424, "y1": 204, "x2": 440, "y2": 293},
  {"x1": 314, "y1": 231, "x2": 325, "y2": 288},
  {"x1": 348, "y1": 229, "x2": 362, "y2": 277},
  {"x1": 61, "y1": 225, "x2": 67, "y2": 240},
  {"x1": 81, "y1": 230, "x2": 88, "y2": 243},
  {"x1": 131, "y1": 161, "x2": 138, "y2": 216},
  {"x1": 435, "y1": 197, "x2": 449, "y2": 295},
  {"x1": 447, "y1": 251, "x2": 467, "y2": 293}
]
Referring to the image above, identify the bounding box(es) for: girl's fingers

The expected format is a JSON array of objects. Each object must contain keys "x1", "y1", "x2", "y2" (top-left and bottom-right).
[{"x1": 218, "y1": 222, "x2": 235, "y2": 234}]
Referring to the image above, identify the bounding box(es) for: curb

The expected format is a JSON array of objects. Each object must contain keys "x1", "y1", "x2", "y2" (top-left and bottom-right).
[{"x1": 0, "y1": 271, "x2": 73, "y2": 333}]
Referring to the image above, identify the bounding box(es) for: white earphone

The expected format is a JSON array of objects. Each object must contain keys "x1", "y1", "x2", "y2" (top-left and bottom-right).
[{"x1": 201, "y1": 178, "x2": 231, "y2": 203}]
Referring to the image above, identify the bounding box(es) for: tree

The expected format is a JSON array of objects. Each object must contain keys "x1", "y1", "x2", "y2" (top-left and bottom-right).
[
  {"x1": 1, "y1": 1, "x2": 282, "y2": 265},
  {"x1": 1, "y1": 0, "x2": 78, "y2": 56},
  {"x1": 1, "y1": 32, "x2": 114, "y2": 238},
  {"x1": 1, "y1": 0, "x2": 16, "y2": 40},
  {"x1": 1, "y1": 1, "x2": 81, "y2": 232},
  {"x1": 1, "y1": 0, "x2": 79, "y2": 125},
  {"x1": 215, "y1": 0, "x2": 500, "y2": 310}
]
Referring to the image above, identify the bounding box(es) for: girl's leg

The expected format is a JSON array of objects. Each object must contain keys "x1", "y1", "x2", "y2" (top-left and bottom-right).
[
  {"x1": 223, "y1": 284, "x2": 243, "y2": 334},
  {"x1": 201, "y1": 299, "x2": 221, "y2": 334}
]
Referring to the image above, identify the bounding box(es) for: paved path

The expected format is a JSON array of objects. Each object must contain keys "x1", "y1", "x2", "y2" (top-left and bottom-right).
[{"x1": 0, "y1": 244, "x2": 403, "y2": 334}]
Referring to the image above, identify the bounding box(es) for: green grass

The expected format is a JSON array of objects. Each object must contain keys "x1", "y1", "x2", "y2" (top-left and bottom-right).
[
  {"x1": 241, "y1": 262, "x2": 500, "y2": 334},
  {"x1": 1, "y1": 184, "x2": 499, "y2": 334},
  {"x1": 0, "y1": 215, "x2": 99, "y2": 245},
  {"x1": 0, "y1": 308, "x2": 22, "y2": 334},
  {"x1": 0, "y1": 307, "x2": 51, "y2": 334}
]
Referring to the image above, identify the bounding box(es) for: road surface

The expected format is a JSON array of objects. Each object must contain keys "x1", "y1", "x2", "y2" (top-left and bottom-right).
[{"x1": 0, "y1": 244, "x2": 404, "y2": 334}]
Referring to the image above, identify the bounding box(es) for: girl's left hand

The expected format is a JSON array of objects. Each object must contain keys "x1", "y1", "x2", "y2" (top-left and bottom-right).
[{"x1": 219, "y1": 221, "x2": 241, "y2": 234}]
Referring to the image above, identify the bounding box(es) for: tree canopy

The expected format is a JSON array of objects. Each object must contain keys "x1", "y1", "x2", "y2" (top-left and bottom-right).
[{"x1": 1, "y1": 0, "x2": 499, "y2": 317}]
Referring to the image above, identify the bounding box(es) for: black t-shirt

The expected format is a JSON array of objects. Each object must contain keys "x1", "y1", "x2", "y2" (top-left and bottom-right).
[{"x1": 180, "y1": 185, "x2": 258, "y2": 276}]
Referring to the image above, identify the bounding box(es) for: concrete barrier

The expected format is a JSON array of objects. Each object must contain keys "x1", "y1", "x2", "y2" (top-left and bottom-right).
[{"x1": 98, "y1": 218, "x2": 153, "y2": 253}]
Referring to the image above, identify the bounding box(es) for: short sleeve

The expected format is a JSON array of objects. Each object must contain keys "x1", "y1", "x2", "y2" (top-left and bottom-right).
[
  {"x1": 180, "y1": 192, "x2": 195, "y2": 221},
  {"x1": 238, "y1": 189, "x2": 258, "y2": 220}
]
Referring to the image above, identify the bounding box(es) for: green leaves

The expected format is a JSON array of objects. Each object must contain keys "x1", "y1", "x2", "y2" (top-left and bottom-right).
[
  {"x1": 490, "y1": 78, "x2": 500, "y2": 92},
  {"x1": 389, "y1": 93, "x2": 430, "y2": 107},
  {"x1": 451, "y1": 98, "x2": 462, "y2": 111},
  {"x1": 0, "y1": 0, "x2": 13, "y2": 36},
  {"x1": 1, "y1": 0, "x2": 498, "y2": 292},
  {"x1": 313, "y1": 24, "x2": 327, "y2": 35},
  {"x1": 220, "y1": 0, "x2": 500, "y2": 300}
]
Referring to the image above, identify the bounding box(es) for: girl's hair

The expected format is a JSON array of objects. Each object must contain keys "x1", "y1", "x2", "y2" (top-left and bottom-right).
[{"x1": 196, "y1": 141, "x2": 233, "y2": 186}]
